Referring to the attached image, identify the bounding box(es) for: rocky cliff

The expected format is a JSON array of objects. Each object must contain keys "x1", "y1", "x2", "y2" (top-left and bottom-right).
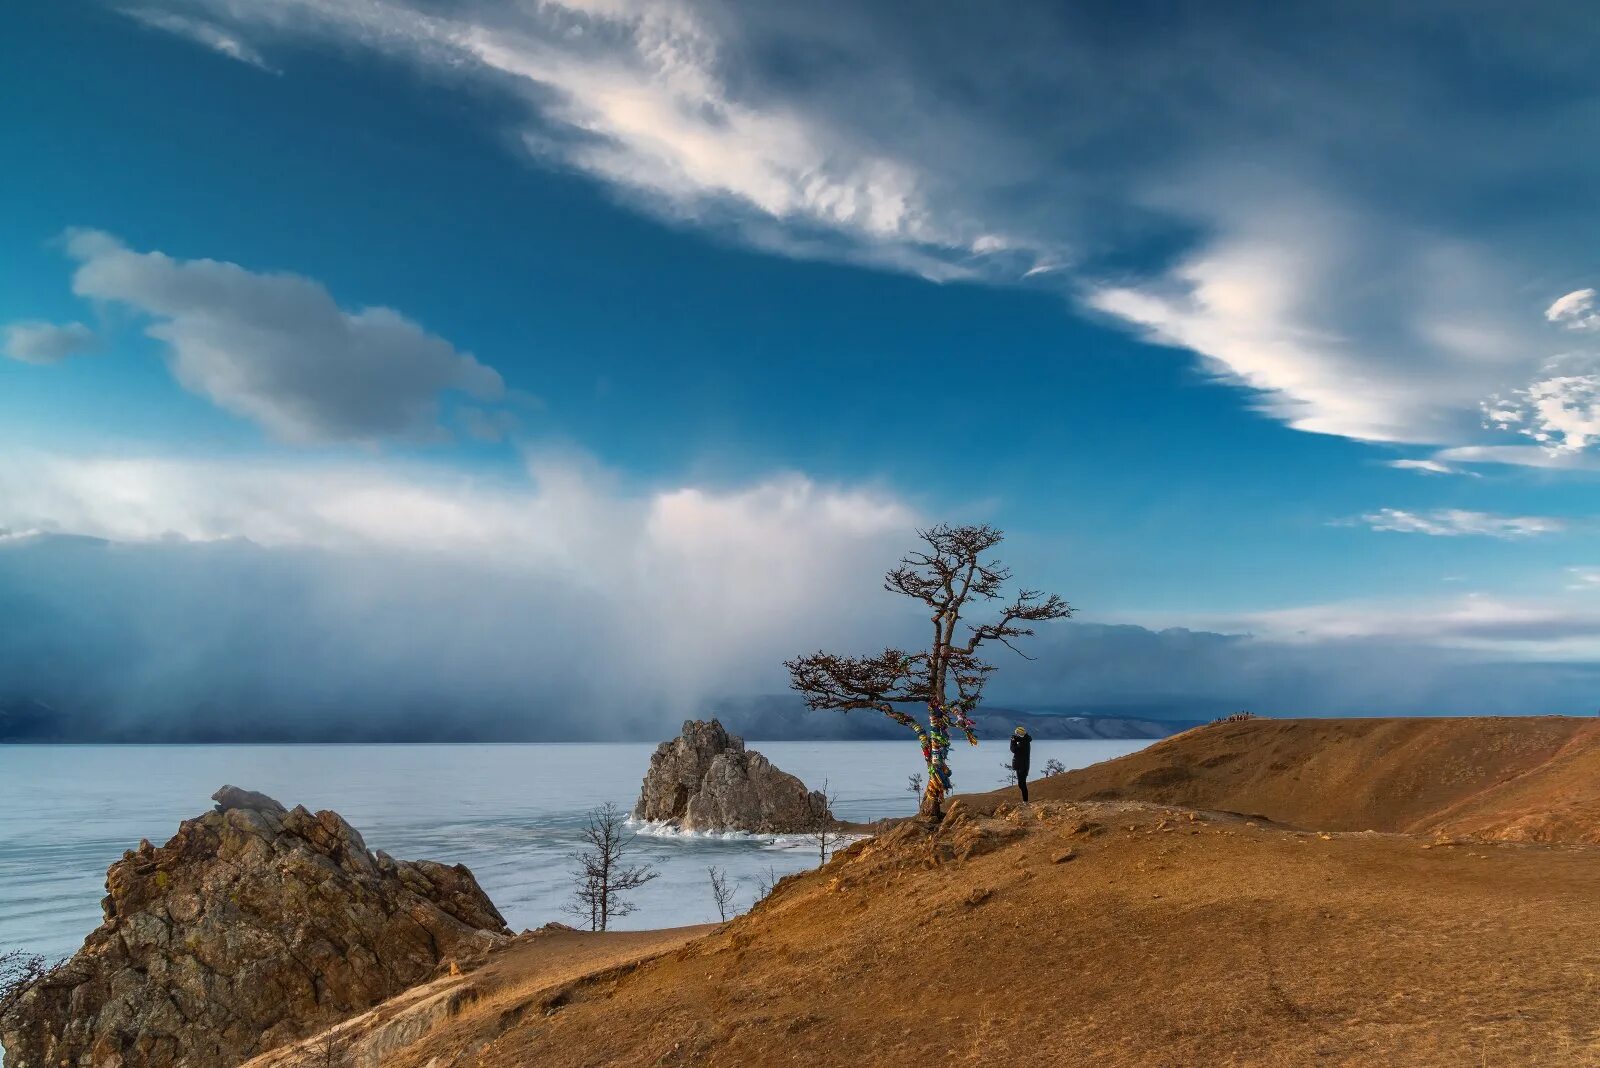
[
  {"x1": 633, "y1": 719, "x2": 832, "y2": 833},
  {"x1": 0, "y1": 786, "x2": 511, "y2": 1068}
]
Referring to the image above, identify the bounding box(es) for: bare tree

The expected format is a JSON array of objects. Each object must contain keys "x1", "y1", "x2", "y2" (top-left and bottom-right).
[
  {"x1": 0, "y1": 949, "x2": 47, "y2": 1016},
  {"x1": 808, "y1": 778, "x2": 842, "y2": 867},
  {"x1": 1041, "y1": 757, "x2": 1067, "y2": 777},
  {"x1": 753, "y1": 866, "x2": 783, "y2": 903},
  {"x1": 787, "y1": 524, "x2": 1071, "y2": 818},
  {"x1": 707, "y1": 866, "x2": 737, "y2": 921},
  {"x1": 304, "y1": 1027, "x2": 350, "y2": 1068},
  {"x1": 561, "y1": 802, "x2": 658, "y2": 932},
  {"x1": 907, "y1": 771, "x2": 924, "y2": 798}
]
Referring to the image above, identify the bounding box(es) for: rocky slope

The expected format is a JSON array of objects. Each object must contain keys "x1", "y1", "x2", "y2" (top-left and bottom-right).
[
  {"x1": 262, "y1": 797, "x2": 1600, "y2": 1066},
  {"x1": 634, "y1": 719, "x2": 832, "y2": 833},
  {"x1": 0, "y1": 786, "x2": 511, "y2": 1068},
  {"x1": 974, "y1": 715, "x2": 1600, "y2": 843}
]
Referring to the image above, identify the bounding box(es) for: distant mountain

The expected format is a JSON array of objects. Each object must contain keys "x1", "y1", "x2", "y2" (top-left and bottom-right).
[
  {"x1": 0, "y1": 693, "x2": 1197, "y2": 743},
  {"x1": 0, "y1": 698, "x2": 61, "y2": 741},
  {"x1": 708, "y1": 695, "x2": 1201, "y2": 741}
]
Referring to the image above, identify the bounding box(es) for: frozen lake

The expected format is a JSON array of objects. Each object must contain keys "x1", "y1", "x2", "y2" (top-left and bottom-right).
[{"x1": 0, "y1": 738, "x2": 1151, "y2": 961}]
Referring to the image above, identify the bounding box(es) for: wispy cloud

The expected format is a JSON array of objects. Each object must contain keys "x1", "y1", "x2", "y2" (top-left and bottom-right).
[
  {"x1": 1358, "y1": 508, "x2": 1566, "y2": 539},
  {"x1": 1567, "y1": 567, "x2": 1600, "y2": 591},
  {"x1": 104, "y1": 2, "x2": 1600, "y2": 457},
  {"x1": 1215, "y1": 591, "x2": 1600, "y2": 654},
  {"x1": 122, "y1": 7, "x2": 277, "y2": 71},
  {"x1": 1386, "y1": 458, "x2": 1477, "y2": 477},
  {"x1": 1432, "y1": 445, "x2": 1600, "y2": 472},
  {"x1": 1547, "y1": 288, "x2": 1600, "y2": 331}
]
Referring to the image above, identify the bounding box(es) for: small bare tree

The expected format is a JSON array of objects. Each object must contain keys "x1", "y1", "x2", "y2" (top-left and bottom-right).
[
  {"x1": 787, "y1": 524, "x2": 1071, "y2": 818},
  {"x1": 707, "y1": 866, "x2": 737, "y2": 921},
  {"x1": 0, "y1": 949, "x2": 47, "y2": 1016},
  {"x1": 808, "y1": 778, "x2": 842, "y2": 867},
  {"x1": 304, "y1": 1027, "x2": 350, "y2": 1068},
  {"x1": 753, "y1": 866, "x2": 783, "y2": 902},
  {"x1": 1041, "y1": 757, "x2": 1067, "y2": 777},
  {"x1": 562, "y1": 802, "x2": 658, "y2": 932},
  {"x1": 907, "y1": 771, "x2": 924, "y2": 798}
]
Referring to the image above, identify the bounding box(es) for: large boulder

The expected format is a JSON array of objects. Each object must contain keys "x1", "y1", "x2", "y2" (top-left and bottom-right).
[
  {"x1": 0, "y1": 786, "x2": 511, "y2": 1068},
  {"x1": 634, "y1": 719, "x2": 833, "y2": 833}
]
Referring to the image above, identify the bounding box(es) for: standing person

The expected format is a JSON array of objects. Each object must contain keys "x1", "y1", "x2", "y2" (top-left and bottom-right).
[{"x1": 1010, "y1": 725, "x2": 1032, "y2": 803}]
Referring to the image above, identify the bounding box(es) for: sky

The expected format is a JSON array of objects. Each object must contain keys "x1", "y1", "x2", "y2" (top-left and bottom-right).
[{"x1": 4, "y1": 1, "x2": 1600, "y2": 738}]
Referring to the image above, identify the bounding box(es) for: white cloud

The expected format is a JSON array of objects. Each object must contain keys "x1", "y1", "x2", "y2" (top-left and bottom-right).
[
  {"x1": 64, "y1": 229, "x2": 504, "y2": 444},
  {"x1": 1484, "y1": 368, "x2": 1600, "y2": 454},
  {"x1": 458, "y1": 406, "x2": 520, "y2": 442},
  {"x1": 1546, "y1": 288, "x2": 1600, "y2": 331},
  {"x1": 1386, "y1": 459, "x2": 1477, "y2": 477},
  {"x1": 1358, "y1": 508, "x2": 1566, "y2": 539},
  {"x1": 123, "y1": 8, "x2": 276, "y2": 71},
  {"x1": 0, "y1": 448, "x2": 921, "y2": 723},
  {"x1": 103, "y1": 3, "x2": 1600, "y2": 454},
  {"x1": 3, "y1": 320, "x2": 96, "y2": 364},
  {"x1": 1433, "y1": 445, "x2": 1600, "y2": 471},
  {"x1": 134, "y1": 0, "x2": 1013, "y2": 281},
  {"x1": 1212, "y1": 592, "x2": 1600, "y2": 657},
  {"x1": 1566, "y1": 567, "x2": 1600, "y2": 591},
  {"x1": 1086, "y1": 191, "x2": 1548, "y2": 446}
]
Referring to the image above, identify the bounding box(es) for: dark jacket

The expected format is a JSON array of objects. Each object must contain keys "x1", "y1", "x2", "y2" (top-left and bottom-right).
[{"x1": 1009, "y1": 732, "x2": 1031, "y2": 773}]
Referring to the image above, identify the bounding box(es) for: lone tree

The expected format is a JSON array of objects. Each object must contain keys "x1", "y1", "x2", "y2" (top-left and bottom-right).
[
  {"x1": 562, "y1": 802, "x2": 658, "y2": 932},
  {"x1": 786, "y1": 524, "x2": 1071, "y2": 818}
]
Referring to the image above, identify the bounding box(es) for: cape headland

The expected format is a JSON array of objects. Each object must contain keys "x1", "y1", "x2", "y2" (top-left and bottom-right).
[{"x1": 0, "y1": 786, "x2": 509, "y2": 1068}]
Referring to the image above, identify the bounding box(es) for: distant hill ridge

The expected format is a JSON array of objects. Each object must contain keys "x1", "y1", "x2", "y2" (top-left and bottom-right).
[
  {"x1": 0, "y1": 695, "x2": 1193, "y2": 742},
  {"x1": 977, "y1": 715, "x2": 1600, "y2": 844}
]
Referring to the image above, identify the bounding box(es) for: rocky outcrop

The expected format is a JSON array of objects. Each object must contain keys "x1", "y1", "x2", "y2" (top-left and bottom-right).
[
  {"x1": 634, "y1": 719, "x2": 833, "y2": 833},
  {"x1": 0, "y1": 786, "x2": 511, "y2": 1068}
]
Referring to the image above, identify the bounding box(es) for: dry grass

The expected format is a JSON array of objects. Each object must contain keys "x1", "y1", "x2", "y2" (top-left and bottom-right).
[
  {"x1": 259, "y1": 717, "x2": 1600, "y2": 1067},
  {"x1": 317, "y1": 800, "x2": 1600, "y2": 1068},
  {"x1": 963, "y1": 716, "x2": 1600, "y2": 845}
]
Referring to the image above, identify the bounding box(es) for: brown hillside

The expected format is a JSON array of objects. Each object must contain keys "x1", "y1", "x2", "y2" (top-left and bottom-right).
[
  {"x1": 263, "y1": 800, "x2": 1600, "y2": 1067},
  {"x1": 974, "y1": 716, "x2": 1600, "y2": 843}
]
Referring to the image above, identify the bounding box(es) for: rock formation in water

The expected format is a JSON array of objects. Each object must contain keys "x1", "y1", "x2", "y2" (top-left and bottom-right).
[
  {"x1": 0, "y1": 785, "x2": 511, "y2": 1068},
  {"x1": 633, "y1": 719, "x2": 833, "y2": 833}
]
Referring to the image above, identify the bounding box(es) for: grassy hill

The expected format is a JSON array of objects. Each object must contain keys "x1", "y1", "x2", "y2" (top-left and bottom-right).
[
  {"x1": 250, "y1": 712, "x2": 1600, "y2": 1067},
  {"x1": 967, "y1": 715, "x2": 1600, "y2": 844}
]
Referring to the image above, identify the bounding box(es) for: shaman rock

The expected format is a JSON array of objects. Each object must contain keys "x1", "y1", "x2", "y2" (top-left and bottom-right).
[
  {"x1": 0, "y1": 786, "x2": 510, "y2": 1068},
  {"x1": 633, "y1": 719, "x2": 833, "y2": 833}
]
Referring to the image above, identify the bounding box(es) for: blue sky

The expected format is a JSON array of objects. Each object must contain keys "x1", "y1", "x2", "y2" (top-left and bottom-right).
[{"x1": 4, "y1": 1, "x2": 1600, "y2": 735}]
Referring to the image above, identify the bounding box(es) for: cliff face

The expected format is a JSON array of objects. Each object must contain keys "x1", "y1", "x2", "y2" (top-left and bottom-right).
[
  {"x1": 0, "y1": 786, "x2": 510, "y2": 1068},
  {"x1": 633, "y1": 719, "x2": 832, "y2": 833}
]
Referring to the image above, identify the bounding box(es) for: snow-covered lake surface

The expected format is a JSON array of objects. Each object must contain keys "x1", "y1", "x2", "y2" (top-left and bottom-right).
[{"x1": 0, "y1": 739, "x2": 1150, "y2": 961}]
